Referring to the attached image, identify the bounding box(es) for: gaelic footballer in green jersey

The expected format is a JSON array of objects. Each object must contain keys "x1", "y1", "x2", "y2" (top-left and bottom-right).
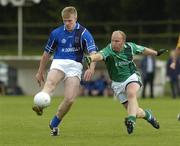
[{"x1": 85, "y1": 30, "x2": 167, "y2": 134}]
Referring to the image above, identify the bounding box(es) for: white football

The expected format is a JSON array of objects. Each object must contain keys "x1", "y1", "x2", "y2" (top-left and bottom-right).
[{"x1": 34, "y1": 92, "x2": 51, "y2": 108}]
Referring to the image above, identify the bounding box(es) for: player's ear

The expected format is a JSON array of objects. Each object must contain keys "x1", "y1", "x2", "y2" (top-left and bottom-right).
[{"x1": 75, "y1": 16, "x2": 77, "y2": 22}]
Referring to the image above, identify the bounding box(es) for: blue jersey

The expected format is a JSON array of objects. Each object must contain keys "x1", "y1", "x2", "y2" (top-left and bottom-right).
[{"x1": 44, "y1": 23, "x2": 97, "y2": 63}]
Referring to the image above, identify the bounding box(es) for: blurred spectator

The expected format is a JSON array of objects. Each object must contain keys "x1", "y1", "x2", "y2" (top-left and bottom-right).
[
  {"x1": 103, "y1": 78, "x2": 114, "y2": 97},
  {"x1": 0, "y1": 80, "x2": 5, "y2": 95},
  {"x1": 140, "y1": 55, "x2": 156, "y2": 98},
  {"x1": 80, "y1": 80, "x2": 94, "y2": 96},
  {"x1": 80, "y1": 73, "x2": 113, "y2": 97},
  {"x1": 91, "y1": 74, "x2": 107, "y2": 96},
  {"x1": 6, "y1": 84, "x2": 24, "y2": 95},
  {"x1": 166, "y1": 50, "x2": 180, "y2": 98}
]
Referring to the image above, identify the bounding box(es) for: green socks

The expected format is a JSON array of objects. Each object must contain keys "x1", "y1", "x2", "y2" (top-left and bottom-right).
[
  {"x1": 143, "y1": 110, "x2": 152, "y2": 121},
  {"x1": 127, "y1": 115, "x2": 136, "y2": 123}
]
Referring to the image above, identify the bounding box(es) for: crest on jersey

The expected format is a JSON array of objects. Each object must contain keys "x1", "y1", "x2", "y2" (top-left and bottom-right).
[
  {"x1": 75, "y1": 36, "x2": 80, "y2": 43},
  {"x1": 61, "y1": 38, "x2": 66, "y2": 44}
]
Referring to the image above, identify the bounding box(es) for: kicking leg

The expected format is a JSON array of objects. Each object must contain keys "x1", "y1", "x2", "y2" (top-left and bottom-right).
[{"x1": 33, "y1": 69, "x2": 64, "y2": 116}]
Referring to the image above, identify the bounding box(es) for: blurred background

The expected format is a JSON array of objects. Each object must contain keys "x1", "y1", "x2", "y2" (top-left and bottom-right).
[{"x1": 0, "y1": 0, "x2": 179, "y2": 97}]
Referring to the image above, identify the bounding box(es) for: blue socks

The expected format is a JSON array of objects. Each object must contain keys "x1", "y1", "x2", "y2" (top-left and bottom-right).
[{"x1": 50, "y1": 115, "x2": 61, "y2": 128}]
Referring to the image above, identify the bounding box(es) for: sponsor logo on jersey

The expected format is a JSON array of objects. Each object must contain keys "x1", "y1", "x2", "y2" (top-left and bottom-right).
[
  {"x1": 115, "y1": 61, "x2": 131, "y2": 66},
  {"x1": 61, "y1": 38, "x2": 66, "y2": 44},
  {"x1": 61, "y1": 47, "x2": 81, "y2": 52}
]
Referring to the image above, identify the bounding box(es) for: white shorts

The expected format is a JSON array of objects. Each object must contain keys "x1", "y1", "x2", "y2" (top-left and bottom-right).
[
  {"x1": 50, "y1": 59, "x2": 83, "y2": 80},
  {"x1": 111, "y1": 73, "x2": 142, "y2": 104}
]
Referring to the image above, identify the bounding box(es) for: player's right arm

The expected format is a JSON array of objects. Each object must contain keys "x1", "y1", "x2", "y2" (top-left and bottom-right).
[
  {"x1": 36, "y1": 52, "x2": 51, "y2": 87},
  {"x1": 170, "y1": 35, "x2": 180, "y2": 69},
  {"x1": 170, "y1": 47, "x2": 180, "y2": 69},
  {"x1": 36, "y1": 31, "x2": 57, "y2": 86}
]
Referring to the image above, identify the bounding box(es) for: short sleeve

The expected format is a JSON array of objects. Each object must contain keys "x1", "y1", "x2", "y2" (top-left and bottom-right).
[
  {"x1": 99, "y1": 44, "x2": 111, "y2": 60},
  {"x1": 128, "y1": 42, "x2": 145, "y2": 55},
  {"x1": 81, "y1": 29, "x2": 97, "y2": 53},
  {"x1": 44, "y1": 31, "x2": 57, "y2": 54}
]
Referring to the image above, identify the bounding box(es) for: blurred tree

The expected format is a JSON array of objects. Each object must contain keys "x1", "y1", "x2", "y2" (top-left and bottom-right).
[
  {"x1": 1, "y1": 0, "x2": 180, "y2": 22},
  {"x1": 0, "y1": 6, "x2": 17, "y2": 22},
  {"x1": 120, "y1": 0, "x2": 166, "y2": 21},
  {"x1": 164, "y1": 0, "x2": 180, "y2": 19}
]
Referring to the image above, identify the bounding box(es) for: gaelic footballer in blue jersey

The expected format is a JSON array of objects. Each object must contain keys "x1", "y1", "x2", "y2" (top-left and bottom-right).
[{"x1": 32, "y1": 6, "x2": 97, "y2": 136}]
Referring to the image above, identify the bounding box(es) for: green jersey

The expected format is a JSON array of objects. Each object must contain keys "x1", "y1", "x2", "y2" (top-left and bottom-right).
[{"x1": 99, "y1": 42, "x2": 145, "y2": 82}]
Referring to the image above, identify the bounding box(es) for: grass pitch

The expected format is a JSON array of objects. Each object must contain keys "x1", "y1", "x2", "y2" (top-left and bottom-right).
[{"x1": 0, "y1": 96, "x2": 180, "y2": 146}]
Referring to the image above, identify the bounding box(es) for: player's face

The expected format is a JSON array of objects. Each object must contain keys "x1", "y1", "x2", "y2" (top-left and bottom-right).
[
  {"x1": 111, "y1": 32, "x2": 125, "y2": 52},
  {"x1": 63, "y1": 14, "x2": 77, "y2": 31}
]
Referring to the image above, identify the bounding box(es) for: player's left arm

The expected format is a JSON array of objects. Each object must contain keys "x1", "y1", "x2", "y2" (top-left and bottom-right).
[
  {"x1": 142, "y1": 47, "x2": 168, "y2": 56},
  {"x1": 82, "y1": 29, "x2": 98, "y2": 81},
  {"x1": 129, "y1": 42, "x2": 166, "y2": 56}
]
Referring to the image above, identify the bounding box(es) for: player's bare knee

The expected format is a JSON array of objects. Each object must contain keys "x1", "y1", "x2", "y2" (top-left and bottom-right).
[
  {"x1": 45, "y1": 80, "x2": 56, "y2": 90},
  {"x1": 127, "y1": 92, "x2": 136, "y2": 99}
]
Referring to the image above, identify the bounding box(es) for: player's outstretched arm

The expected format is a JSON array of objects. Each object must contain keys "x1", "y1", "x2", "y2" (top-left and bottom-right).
[
  {"x1": 84, "y1": 53, "x2": 103, "y2": 67},
  {"x1": 143, "y1": 48, "x2": 168, "y2": 56},
  {"x1": 156, "y1": 48, "x2": 168, "y2": 56}
]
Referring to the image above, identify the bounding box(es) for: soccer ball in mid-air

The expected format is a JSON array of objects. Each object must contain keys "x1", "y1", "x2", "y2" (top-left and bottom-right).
[{"x1": 34, "y1": 92, "x2": 51, "y2": 108}]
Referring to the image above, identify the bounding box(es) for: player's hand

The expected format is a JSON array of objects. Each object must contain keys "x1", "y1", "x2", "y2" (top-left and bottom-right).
[
  {"x1": 83, "y1": 68, "x2": 94, "y2": 81},
  {"x1": 157, "y1": 48, "x2": 168, "y2": 56},
  {"x1": 84, "y1": 56, "x2": 92, "y2": 68},
  {"x1": 170, "y1": 62, "x2": 176, "y2": 69},
  {"x1": 35, "y1": 72, "x2": 45, "y2": 87}
]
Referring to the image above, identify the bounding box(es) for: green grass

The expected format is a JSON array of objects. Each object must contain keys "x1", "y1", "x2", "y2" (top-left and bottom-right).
[{"x1": 0, "y1": 96, "x2": 180, "y2": 146}]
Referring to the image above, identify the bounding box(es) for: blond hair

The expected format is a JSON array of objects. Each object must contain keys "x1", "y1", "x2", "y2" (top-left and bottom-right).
[
  {"x1": 61, "y1": 6, "x2": 77, "y2": 19},
  {"x1": 113, "y1": 30, "x2": 126, "y2": 41}
]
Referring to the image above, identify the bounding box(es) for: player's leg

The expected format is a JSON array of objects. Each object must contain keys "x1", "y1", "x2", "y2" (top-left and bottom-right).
[
  {"x1": 124, "y1": 82, "x2": 140, "y2": 134},
  {"x1": 123, "y1": 95, "x2": 160, "y2": 130},
  {"x1": 123, "y1": 102, "x2": 154, "y2": 121},
  {"x1": 123, "y1": 101, "x2": 159, "y2": 132},
  {"x1": 56, "y1": 76, "x2": 80, "y2": 119},
  {"x1": 126, "y1": 84, "x2": 160, "y2": 130},
  {"x1": 49, "y1": 76, "x2": 80, "y2": 136},
  {"x1": 143, "y1": 109, "x2": 160, "y2": 129},
  {"x1": 33, "y1": 69, "x2": 65, "y2": 115},
  {"x1": 42, "y1": 69, "x2": 65, "y2": 94}
]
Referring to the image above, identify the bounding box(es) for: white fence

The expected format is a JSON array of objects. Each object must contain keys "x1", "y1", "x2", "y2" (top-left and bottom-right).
[{"x1": 0, "y1": 56, "x2": 167, "y2": 96}]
